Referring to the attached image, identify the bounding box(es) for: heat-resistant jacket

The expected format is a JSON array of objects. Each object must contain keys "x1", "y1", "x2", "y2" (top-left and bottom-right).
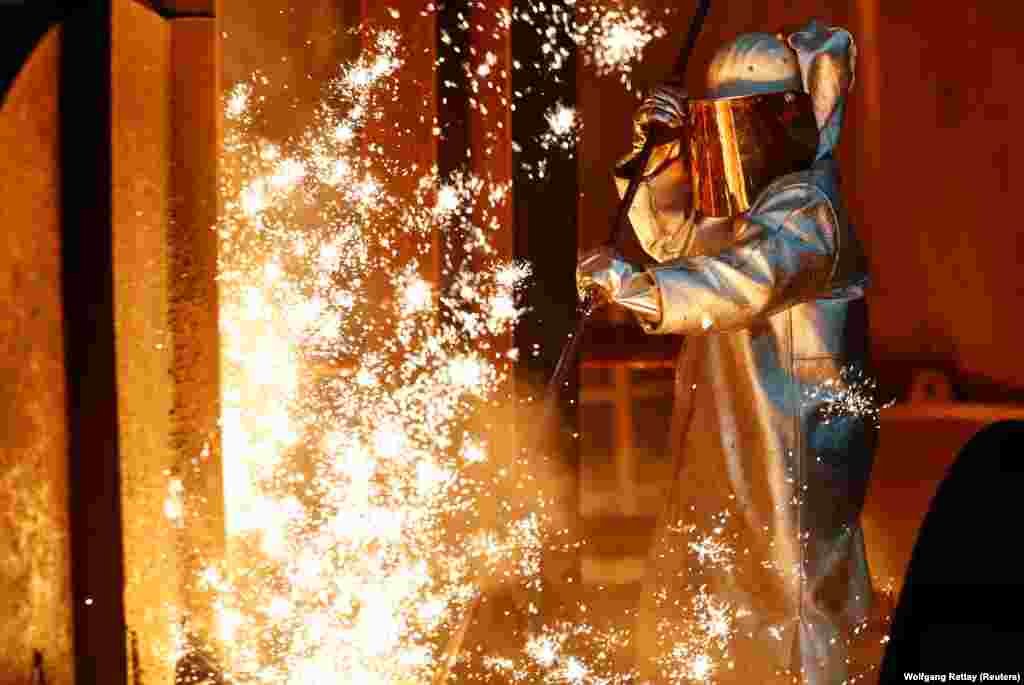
[{"x1": 620, "y1": 23, "x2": 883, "y2": 685}]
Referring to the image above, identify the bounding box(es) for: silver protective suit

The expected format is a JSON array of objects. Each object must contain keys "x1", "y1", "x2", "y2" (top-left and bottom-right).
[{"x1": 610, "y1": 22, "x2": 882, "y2": 684}]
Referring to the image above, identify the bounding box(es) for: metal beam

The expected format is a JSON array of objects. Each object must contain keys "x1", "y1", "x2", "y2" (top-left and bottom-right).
[{"x1": 60, "y1": 1, "x2": 131, "y2": 682}]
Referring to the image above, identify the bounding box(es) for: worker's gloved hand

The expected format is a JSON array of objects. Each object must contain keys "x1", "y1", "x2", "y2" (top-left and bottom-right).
[
  {"x1": 617, "y1": 83, "x2": 689, "y2": 178},
  {"x1": 576, "y1": 246, "x2": 641, "y2": 304},
  {"x1": 577, "y1": 246, "x2": 663, "y2": 323},
  {"x1": 635, "y1": 82, "x2": 688, "y2": 141}
]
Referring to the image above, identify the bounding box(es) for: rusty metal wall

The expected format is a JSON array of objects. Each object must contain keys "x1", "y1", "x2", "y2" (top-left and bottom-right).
[
  {"x1": 860, "y1": 1, "x2": 1024, "y2": 401},
  {"x1": 0, "y1": 1, "x2": 224, "y2": 681},
  {"x1": 0, "y1": 24, "x2": 74, "y2": 685}
]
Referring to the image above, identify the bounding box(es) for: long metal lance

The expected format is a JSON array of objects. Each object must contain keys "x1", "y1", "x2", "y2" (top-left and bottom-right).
[
  {"x1": 540, "y1": 0, "x2": 711, "y2": 433},
  {"x1": 432, "y1": 3, "x2": 711, "y2": 683}
]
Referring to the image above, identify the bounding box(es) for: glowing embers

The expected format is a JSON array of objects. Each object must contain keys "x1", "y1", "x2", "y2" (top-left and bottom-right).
[
  {"x1": 539, "y1": 102, "x2": 580, "y2": 154},
  {"x1": 213, "y1": 25, "x2": 554, "y2": 684},
  {"x1": 479, "y1": 619, "x2": 636, "y2": 685},
  {"x1": 650, "y1": 511, "x2": 743, "y2": 684},
  {"x1": 803, "y1": 364, "x2": 895, "y2": 428},
  {"x1": 509, "y1": 0, "x2": 670, "y2": 90},
  {"x1": 573, "y1": 2, "x2": 669, "y2": 89}
]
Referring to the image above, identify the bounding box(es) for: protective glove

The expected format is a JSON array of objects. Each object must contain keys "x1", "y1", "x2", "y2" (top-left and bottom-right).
[
  {"x1": 576, "y1": 246, "x2": 662, "y2": 323},
  {"x1": 576, "y1": 246, "x2": 638, "y2": 303},
  {"x1": 616, "y1": 83, "x2": 689, "y2": 179}
]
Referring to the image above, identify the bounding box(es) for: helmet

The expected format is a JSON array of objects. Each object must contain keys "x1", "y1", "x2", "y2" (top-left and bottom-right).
[
  {"x1": 706, "y1": 32, "x2": 802, "y2": 99},
  {"x1": 683, "y1": 32, "x2": 818, "y2": 217}
]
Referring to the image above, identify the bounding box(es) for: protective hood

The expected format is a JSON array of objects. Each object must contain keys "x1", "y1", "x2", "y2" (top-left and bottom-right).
[
  {"x1": 706, "y1": 20, "x2": 857, "y2": 160},
  {"x1": 787, "y1": 20, "x2": 857, "y2": 160}
]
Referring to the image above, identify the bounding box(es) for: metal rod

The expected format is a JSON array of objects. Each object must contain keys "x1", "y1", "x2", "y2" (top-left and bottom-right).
[
  {"x1": 675, "y1": 0, "x2": 712, "y2": 79},
  {"x1": 539, "y1": 293, "x2": 600, "y2": 429}
]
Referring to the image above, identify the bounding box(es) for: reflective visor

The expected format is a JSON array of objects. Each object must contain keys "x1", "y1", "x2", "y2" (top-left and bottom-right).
[{"x1": 687, "y1": 90, "x2": 819, "y2": 217}]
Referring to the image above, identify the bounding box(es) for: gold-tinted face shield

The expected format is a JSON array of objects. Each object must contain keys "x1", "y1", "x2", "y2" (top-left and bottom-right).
[{"x1": 684, "y1": 90, "x2": 819, "y2": 217}]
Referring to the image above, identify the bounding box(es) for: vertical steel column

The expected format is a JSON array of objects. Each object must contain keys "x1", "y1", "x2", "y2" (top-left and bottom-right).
[
  {"x1": 61, "y1": 2, "x2": 225, "y2": 682},
  {"x1": 60, "y1": 2, "x2": 131, "y2": 682},
  {"x1": 168, "y1": 3, "x2": 225, "y2": 672}
]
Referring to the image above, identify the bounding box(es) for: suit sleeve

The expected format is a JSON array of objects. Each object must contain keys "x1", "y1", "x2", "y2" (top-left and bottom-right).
[
  {"x1": 640, "y1": 180, "x2": 841, "y2": 335},
  {"x1": 613, "y1": 139, "x2": 696, "y2": 263}
]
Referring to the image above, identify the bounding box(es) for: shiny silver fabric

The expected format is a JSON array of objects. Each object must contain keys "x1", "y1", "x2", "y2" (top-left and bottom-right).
[
  {"x1": 615, "y1": 271, "x2": 661, "y2": 323},
  {"x1": 612, "y1": 21, "x2": 880, "y2": 684},
  {"x1": 576, "y1": 246, "x2": 662, "y2": 322},
  {"x1": 631, "y1": 82, "x2": 689, "y2": 157},
  {"x1": 613, "y1": 135, "x2": 696, "y2": 263}
]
